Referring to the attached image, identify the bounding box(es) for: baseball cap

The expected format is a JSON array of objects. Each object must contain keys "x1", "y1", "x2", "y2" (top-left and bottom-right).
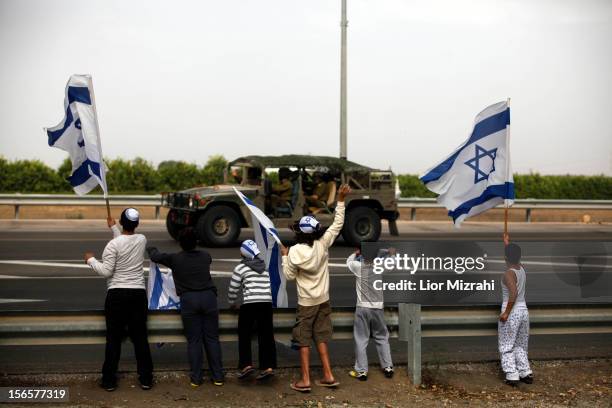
[
  {"x1": 240, "y1": 239, "x2": 261, "y2": 259},
  {"x1": 298, "y1": 215, "x2": 320, "y2": 234}
]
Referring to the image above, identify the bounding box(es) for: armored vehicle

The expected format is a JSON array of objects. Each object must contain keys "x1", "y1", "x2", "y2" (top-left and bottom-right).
[{"x1": 162, "y1": 155, "x2": 399, "y2": 247}]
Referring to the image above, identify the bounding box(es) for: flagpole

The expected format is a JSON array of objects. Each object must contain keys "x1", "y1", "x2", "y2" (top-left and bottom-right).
[
  {"x1": 87, "y1": 76, "x2": 111, "y2": 219},
  {"x1": 504, "y1": 97, "x2": 511, "y2": 238}
]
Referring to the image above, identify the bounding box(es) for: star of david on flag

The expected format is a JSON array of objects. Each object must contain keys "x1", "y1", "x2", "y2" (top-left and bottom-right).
[
  {"x1": 420, "y1": 100, "x2": 514, "y2": 226},
  {"x1": 464, "y1": 145, "x2": 498, "y2": 184}
]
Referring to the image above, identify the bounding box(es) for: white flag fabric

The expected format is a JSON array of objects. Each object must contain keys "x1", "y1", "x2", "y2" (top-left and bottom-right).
[
  {"x1": 147, "y1": 262, "x2": 181, "y2": 310},
  {"x1": 45, "y1": 74, "x2": 108, "y2": 196},
  {"x1": 420, "y1": 101, "x2": 514, "y2": 226},
  {"x1": 233, "y1": 187, "x2": 288, "y2": 307}
]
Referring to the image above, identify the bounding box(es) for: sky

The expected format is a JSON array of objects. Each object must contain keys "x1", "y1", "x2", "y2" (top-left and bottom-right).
[{"x1": 0, "y1": 0, "x2": 611, "y2": 175}]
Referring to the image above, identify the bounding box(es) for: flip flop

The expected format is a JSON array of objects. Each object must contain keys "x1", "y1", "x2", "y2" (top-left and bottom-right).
[
  {"x1": 238, "y1": 366, "x2": 255, "y2": 379},
  {"x1": 315, "y1": 379, "x2": 340, "y2": 388},
  {"x1": 290, "y1": 382, "x2": 311, "y2": 393},
  {"x1": 256, "y1": 369, "x2": 274, "y2": 381}
]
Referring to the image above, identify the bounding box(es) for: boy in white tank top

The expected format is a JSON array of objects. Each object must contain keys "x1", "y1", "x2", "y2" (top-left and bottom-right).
[{"x1": 498, "y1": 234, "x2": 533, "y2": 386}]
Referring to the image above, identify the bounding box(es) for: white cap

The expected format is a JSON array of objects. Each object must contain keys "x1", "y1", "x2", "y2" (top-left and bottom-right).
[
  {"x1": 124, "y1": 208, "x2": 140, "y2": 222},
  {"x1": 298, "y1": 215, "x2": 320, "y2": 233},
  {"x1": 240, "y1": 239, "x2": 260, "y2": 259}
]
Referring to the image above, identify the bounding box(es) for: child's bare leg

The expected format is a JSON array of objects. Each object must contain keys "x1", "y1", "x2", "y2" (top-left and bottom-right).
[
  {"x1": 295, "y1": 346, "x2": 311, "y2": 387},
  {"x1": 316, "y1": 342, "x2": 335, "y2": 382}
]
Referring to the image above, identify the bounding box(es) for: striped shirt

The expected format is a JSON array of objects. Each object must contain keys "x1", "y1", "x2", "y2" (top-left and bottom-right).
[{"x1": 228, "y1": 263, "x2": 272, "y2": 304}]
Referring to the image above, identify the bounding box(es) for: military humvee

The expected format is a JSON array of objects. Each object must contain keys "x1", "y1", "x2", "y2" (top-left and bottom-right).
[{"x1": 161, "y1": 155, "x2": 399, "y2": 247}]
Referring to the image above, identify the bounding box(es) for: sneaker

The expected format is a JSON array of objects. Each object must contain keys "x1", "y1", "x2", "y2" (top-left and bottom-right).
[
  {"x1": 505, "y1": 379, "x2": 519, "y2": 387},
  {"x1": 348, "y1": 370, "x2": 368, "y2": 381},
  {"x1": 139, "y1": 381, "x2": 153, "y2": 390},
  {"x1": 520, "y1": 374, "x2": 534, "y2": 384},
  {"x1": 212, "y1": 379, "x2": 224, "y2": 386},
  {"x1": 100, "y1": 382, "x2": 117, "y2": 392},
  {"x1": 383, "y1": 367, "x2": 394, "y2": 379}
]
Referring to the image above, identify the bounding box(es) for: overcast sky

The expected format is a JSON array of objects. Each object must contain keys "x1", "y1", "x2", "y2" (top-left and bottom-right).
[{"x1": 1, "y1": 0, "x2": 611, "y2": 175}]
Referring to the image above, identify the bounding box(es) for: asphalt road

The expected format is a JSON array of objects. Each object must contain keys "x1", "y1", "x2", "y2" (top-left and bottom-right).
[
  {"x1": 1, "y1": 220, "x2": 611, "y2": 374},
  {"x1": 0, "y1": 220, "x2": 611, "y2": 310}
]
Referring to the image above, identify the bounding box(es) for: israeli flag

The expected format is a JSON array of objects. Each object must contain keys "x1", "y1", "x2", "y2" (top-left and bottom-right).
[
  {"x1": 147, "y1": 262, "x2": 181, "y2": 310},
  {"x1": 45, "y1": 75, "x2": 108, "y2": 196},
  {"x1": 421, "y1": 100, "x2": 514, "y2": 226},
  {"x1": 234, "y1": 187, "x2": 288, "y2": 307}
]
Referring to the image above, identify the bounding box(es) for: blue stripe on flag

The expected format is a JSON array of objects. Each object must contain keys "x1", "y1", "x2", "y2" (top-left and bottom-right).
[
  {"x1": 47, "y1": 107, "x2": 74, "y2": 146},
  {"x1": 269, "y1": 243, "x2": 281, "y2": 306},
  {"x1": 149, "y1": 265, "x2": 163, "y2": 309},
  {"x1": 421, "y1": 108, "x2": 510, "y2": 184},
  {"x1": 67, "y1": 86, "x2": 92, "y2": 105},
  {"x1": 67, "y1": 159, "x2": 103, "y2": 187},
  {"x1": 448, "y1": 182, "x2": 515, "y2": 222}
]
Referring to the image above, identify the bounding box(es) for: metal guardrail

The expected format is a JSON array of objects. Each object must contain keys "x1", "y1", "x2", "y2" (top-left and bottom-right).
[
  {"x1": 1, "y1": 304, "x2": 610, "y2": 384},
  {"x1": 1, "y1": 194, "x2": 611, "y2": 221}
]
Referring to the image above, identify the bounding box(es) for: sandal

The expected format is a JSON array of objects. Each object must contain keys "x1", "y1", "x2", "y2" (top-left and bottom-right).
[
  {"x1": 256, "y1": 369, "x2": 274, "y2": 381},
  {"x1": 238, "y1": 366, "x2": 255, "y2": 379},
  {"x1": 316, "y1": 379, "x2": 340, "y2": 388},
  {"x1": 290, "y1": 382, "x2": 311, "y2": 393}
]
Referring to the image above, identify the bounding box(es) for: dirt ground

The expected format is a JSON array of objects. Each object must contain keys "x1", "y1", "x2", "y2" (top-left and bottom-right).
[{"x1": 1, "y1": 359, "x2": 610, "y2": 407}]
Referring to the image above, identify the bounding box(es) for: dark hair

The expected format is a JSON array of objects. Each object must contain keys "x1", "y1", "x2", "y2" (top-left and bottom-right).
[
  {"x1": 120, "y1": 208, "x2": 139, "y2": 232},
  {"x1": 178, "y1": 227, "x2": 198, "y2": 251},
  {"x1": 279, "y1": 167, "x2": 291, "y2": 180},
  {"x1": 505, "y1": 243, "x2": 521, "y2": 264},
  {"x1": 290, "y1": 220, "x2": 326, "y2": 246}
]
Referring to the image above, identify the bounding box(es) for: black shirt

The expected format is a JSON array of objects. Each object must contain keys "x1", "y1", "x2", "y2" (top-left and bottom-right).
[{"x1": 147, "y1": 247, "x2": 216, "y2": 296}]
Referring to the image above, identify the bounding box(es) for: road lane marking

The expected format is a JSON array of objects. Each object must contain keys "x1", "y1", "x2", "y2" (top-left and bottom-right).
[{"x1": 0, "y1": 298, "x2": 46, "y2": 304}]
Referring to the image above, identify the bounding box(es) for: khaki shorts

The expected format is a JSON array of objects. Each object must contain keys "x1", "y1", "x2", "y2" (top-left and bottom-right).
[{"x1": 292, "y1": 301, "x2": 333, "y2": 347}]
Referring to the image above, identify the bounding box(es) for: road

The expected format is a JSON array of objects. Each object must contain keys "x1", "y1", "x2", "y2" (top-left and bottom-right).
[
  {"x1": 0, "y1": 220, "x2": 611, "y2": 374},
  {"x1": 0, "y1": 220, "x2": 611, "y2": 310}
]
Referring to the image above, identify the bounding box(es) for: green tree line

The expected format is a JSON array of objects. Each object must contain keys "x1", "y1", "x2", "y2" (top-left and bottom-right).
[{"x1": 1, "y1": 156, "x2": 610, "y2": 199}]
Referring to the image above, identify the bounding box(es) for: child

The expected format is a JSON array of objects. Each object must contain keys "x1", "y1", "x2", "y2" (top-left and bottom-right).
[
  {"x1": 228, "y1": 239, "x2": 276, "y2": 380},
  {"x1": 281, "y1": 184, "x2": 351, "y2": 393},
  {"x1": 499, "y1": 234, "x2": 533, "y2": 386},
  {"x1": 346, "y1": 247, "x2": 394, "y2": 381}
]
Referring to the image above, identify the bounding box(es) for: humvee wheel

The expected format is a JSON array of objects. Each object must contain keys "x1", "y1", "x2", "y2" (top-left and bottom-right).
[
  {"x1": 342, "y1": 206, "x2": 381, "y2": 245},
  {"x1": 166, "y1": 210, "x2": 184, "y2": 241},
  {"x1": 196, "y1": 206, "x2": 241, "y2": 247}
]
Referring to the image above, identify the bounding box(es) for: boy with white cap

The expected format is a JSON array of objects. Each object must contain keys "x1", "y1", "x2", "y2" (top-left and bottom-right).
[
  {"x1": 280, "y1": 184, "x2": 351, "y2": 393},
  {"x1": 228, "y1": 239, "x2": 276, "y2": 380},
  {"x1": 85, "y1": 208, "x2": 153, "y2": 391}
]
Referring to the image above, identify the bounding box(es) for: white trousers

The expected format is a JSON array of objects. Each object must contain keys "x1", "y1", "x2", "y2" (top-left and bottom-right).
[{"x1": 498, "y1": 308, "x2": 532, "y2": 381}]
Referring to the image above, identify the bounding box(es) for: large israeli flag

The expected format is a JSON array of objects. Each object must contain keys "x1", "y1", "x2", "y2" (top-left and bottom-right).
[
  {"x1": 147, "y1": 263, "x2": 181, "y2": 310},
  {"x1": 233, "y1": 187, "x2": 288, "y2": 307},
  {"x1": 45, "y1": 75, "x2": 108, "y2": 196},
  {"x1": 421, "y1": 100, "x2": 514, "y2": 226}
]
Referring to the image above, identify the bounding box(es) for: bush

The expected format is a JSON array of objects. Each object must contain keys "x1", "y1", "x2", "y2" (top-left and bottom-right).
[
  {"x1": 0, "y1": 155, "x2": 609, "y2": 198},
  {"x1": 0, "y1": 157, "x2": 65, "y2": 193}
]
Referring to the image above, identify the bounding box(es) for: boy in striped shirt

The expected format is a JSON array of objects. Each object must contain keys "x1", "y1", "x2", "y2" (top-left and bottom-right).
[{"x1": 228, "y1": 240, "x2": 276, "y2": 380}]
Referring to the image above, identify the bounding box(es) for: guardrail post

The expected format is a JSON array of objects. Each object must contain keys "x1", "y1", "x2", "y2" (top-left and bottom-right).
[
  {"x1": 14, "y1": 204, "x2": 19, "y2": 220},
  {"x1": 398, "y1": 303, "x2": 421, "y2": 385},
  {"x1": 155, "y1": 206, "x2": 160, "y2": 220},
  {"x1": 410, "y1": 208, "x2": 416, "y2": 221},
  {"x1": 526, "y1": 208, "x2": 531, "y2": 223}
]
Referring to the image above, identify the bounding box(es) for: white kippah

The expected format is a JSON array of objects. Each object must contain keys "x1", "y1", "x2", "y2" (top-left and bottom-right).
[
  {"x1": 240, "y1": 239, "x2": 260, "y2": 259},
  {"x1": 298, "y1": 215, "x2": 320, "y2": 234},
  {"x1": 125, "y1": 208, "x2": 139, "y2": 222}
]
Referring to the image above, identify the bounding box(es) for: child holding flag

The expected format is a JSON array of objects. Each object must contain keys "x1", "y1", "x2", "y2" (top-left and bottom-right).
[
  {"x1": 281, "y1": 184, "x2": 351, "y2": 393},
  {"x1": 228, "y1": 240, "x2": 276, "y2": 380}
]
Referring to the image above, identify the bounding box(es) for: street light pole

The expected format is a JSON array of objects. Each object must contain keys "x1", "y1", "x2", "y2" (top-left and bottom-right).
[{"x1": 339, "y1": 0, "x2": 348, "y2": 160}]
